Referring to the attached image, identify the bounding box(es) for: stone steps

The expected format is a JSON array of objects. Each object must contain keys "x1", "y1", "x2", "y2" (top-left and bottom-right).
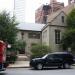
[
  {"x1": 8, "y1": 61, "x2": 29, "y2": 68},
  {"x1": 17, "y1": 55, "x2": 29, "y2": 61}
]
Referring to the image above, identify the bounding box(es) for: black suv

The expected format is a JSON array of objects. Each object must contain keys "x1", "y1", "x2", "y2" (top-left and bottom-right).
[{"x1": 30, "y1": 52, "x2": 74, "y2": 70}]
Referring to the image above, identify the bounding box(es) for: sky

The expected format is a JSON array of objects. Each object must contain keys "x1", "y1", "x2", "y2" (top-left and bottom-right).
[{"x1": 0, "y1": 0, "x2": 68, "y2": 23}]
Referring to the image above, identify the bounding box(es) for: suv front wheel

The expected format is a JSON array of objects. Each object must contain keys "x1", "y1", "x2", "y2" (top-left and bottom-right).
[{"x1": 36, "y1": 63, "x2": 43, "y2": 70}]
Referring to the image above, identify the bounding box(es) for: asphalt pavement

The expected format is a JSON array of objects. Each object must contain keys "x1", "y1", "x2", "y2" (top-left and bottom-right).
[{"x1": 1, "y1": 68, "x2": 75, "y2": 75}]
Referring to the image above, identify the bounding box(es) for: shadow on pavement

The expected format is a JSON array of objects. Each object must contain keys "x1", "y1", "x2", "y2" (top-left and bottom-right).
[
  {"x1": 0, "y1": 73, "x2": 6, "y2": 75},
  {"x1": 30, "y1": 67, "x2": 74, "y2": 71}
]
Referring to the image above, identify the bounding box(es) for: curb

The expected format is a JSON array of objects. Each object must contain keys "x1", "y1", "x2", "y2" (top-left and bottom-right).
[
  {"x1": 7, "y1": 67, "x2": 30, "y2": 68},
  {"x1": 7, "y1": 66, "x2": 30, "y2": 68},
  {"x1": 72, "y1": 64, "x2": 75, "y2": 66}
]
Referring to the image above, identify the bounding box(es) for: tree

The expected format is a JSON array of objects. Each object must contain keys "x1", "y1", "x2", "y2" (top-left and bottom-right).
[
  {"x1": 14, "y1": 40, "x2": 26, "y2": 54},
  {"x1": 67, "y1": 9, "x2": 75, "y2": 28},
  {"x1": 0, "y1": 11, "x2": 18, "y2": 49},
  {"x1": 61, "y1": 29, "x2": 75, "y2": 50},
  {"x1": 61, "y1": 9, "x2": 75, "y2": 53},
  {"x1": 30, "y1": 44, "x2": 51, "y2": 59}
]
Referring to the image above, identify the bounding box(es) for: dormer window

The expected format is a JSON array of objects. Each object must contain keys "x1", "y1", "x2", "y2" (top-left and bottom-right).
[{"x1": 61, "y1": 16, "x2": 64, "y2": 23}]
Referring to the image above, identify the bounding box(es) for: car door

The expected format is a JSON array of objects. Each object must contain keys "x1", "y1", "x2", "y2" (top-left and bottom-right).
[
  {"x1": 45, "y1": 54, "x2": 55, "y2": 67},
  {"x1": 45, "y1": 54, "x2": 62, "y2": 67},
  {"x1": 51, "y1": 54, "x2": 62, "y2": 66}
]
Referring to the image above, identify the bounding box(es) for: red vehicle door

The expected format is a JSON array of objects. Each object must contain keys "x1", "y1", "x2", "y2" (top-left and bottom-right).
[{"x1": 0, "y1": 40, "x2": 6, "y2": 63}]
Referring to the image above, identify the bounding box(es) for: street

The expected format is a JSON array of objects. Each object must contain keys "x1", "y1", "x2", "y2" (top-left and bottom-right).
[{"x1": 0, "y1": 66, "x2": 75, "y2": 75}]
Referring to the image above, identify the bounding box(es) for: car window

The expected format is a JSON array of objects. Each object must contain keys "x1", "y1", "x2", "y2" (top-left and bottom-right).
[
  {"x1": 53, "y1": 54, "x2": 62, "y2": 58},
  {"x1": 47, "y1": 54, "x2": 63, "y2": 59},
  {"x1": 42, "y1": 54, "x2": 48, "y2": 59},
  {"x1": 64, "y1": 54, "x2": 73, "y2": 59},
  {"x1": 46, "y1": 54, "x2": 54, "y2": 59}
]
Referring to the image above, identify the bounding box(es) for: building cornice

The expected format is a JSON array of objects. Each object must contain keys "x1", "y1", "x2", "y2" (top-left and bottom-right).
[{"x1": 41, "y1": 22, "x2": 67, "y2": 31}]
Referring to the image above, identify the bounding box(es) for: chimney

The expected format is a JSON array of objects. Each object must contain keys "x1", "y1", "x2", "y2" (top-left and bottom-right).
[
  {"x1": 50, "y1": 0, "x2": 57, "y2": 4},
  {"x1": 50, "y1": 0, "x2": 57, "y2": 13}
]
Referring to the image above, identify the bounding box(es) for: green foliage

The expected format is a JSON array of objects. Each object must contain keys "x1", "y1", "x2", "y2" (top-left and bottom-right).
[
  {"x1": 30, "y1": 44, "x2": 51, "y2": 59},
  {"x1": 0, "y1": 11, "x2": 18, "y2": 45},
  {"x1": 31, "y1": 43, "x2": 37, "y2": 46},
  {"x1": 67, "y1": 9, "x2": 75, "y2": 28},
  {"x1": 61, "y1": 29, "x2": 75, "y2": 49},
  {"x1": 61, "y1": 8, "x2": 75, "y2": 52},
  {"x1": 6, "y1": 40, "x2": 26, "y2": 63},
  {"x1": 14, "y1": 40, "x2": 26, "y2": 51},
  {"x1": 6, "y1": 51, "x2": 17, "y2": 63}
]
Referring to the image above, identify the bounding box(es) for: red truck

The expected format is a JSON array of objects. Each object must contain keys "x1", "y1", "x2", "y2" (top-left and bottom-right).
[{"x1": 0, "y1": 40, "x2": 8, "y2": 71}]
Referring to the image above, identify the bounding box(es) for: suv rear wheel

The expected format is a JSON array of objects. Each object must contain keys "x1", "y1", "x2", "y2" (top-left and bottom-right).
[{"x1": 63, "y1": 63, "x2": 70, "y2": 69}]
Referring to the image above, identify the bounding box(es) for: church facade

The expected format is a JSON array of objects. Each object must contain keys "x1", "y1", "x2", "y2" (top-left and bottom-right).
[{"x1": 17, "y1": 0, "x2": 75, "y2": 55}]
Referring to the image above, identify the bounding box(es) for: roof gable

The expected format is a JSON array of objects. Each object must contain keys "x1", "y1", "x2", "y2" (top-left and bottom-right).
[
  {"x1": 62, "y1": 3, "x2": 75, "y2": 15},
  {"x1": 47, "y1": 3, "x2": 75, "y2": 25},
  {"x1": 47, "y1": 11, "x2": 66, "y2": 23}
]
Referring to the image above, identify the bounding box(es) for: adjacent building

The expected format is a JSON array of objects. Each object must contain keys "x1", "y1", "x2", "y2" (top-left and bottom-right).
[
  {"x1": 35, "y1": 0, "x2": 64, "y2": 24},
  {"x1": 14, "y1": 0, "x2": 26, "y2": 22}
]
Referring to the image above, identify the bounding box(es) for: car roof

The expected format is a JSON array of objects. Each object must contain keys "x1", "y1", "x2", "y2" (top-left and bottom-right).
[{"x1": 49, "y1": 52, "x2": 71, "y2": 55}]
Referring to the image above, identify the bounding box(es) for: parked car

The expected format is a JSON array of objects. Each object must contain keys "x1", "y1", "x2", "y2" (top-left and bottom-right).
[{"x1": 30, "y1": 52, "x2": 75, "y2": 70}]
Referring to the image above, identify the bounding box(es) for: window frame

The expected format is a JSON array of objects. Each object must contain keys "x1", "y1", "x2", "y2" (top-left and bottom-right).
[
  {"x1": 55, "y1": 30, "x2": 61, "y2": 44},
  {"x1": 28, "y1": 32, "x2": 40, "y2": 39},
  {"x1": 61, "y1": 16, "x2": 64, "y2": 23}
]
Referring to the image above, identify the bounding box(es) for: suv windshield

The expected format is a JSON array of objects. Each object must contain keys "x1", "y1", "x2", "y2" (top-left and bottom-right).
[{"x1": 42, "y1": 54, "x2": 48, "y2": 59}]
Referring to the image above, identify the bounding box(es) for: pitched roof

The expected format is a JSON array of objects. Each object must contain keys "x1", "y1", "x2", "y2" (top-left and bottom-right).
[
  {"x1": 62, "y1": 3, "x2": 75, "y2": 15},
  {"x1": 47, "y1": 10, "x2": 62, "y2": 23},
  {"x1": 47, "y1": 3, "x2": 75, "y2": 23},
  {"x1": 17, "y1": 22, "x2": 45, "y2": 31}
]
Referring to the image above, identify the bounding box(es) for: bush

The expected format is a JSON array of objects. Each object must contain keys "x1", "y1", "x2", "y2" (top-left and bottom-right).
[
  {"x1": 30, "y1": 44, "x2": 51, "y2": 59},
  {"x1": 6, "y1": 51, "x2": 17, "y2": 63}
]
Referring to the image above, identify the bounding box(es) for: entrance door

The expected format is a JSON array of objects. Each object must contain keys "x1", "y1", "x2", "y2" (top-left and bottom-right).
[{"x1": 19, "y1": 49, "x2": 25, "y2": 54}]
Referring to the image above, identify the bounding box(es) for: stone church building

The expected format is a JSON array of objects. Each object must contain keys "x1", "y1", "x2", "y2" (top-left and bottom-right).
[{"x1": 17, "y1": 1, "x2": 75, "y2": 56}]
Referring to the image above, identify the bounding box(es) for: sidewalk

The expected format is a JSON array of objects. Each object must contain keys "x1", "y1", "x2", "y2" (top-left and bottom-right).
[
  {"x1": 7, "y1": 60, "x2": 75, "y2": 68},
  {"x1": 8, "y1": 61, "x2": 30, "y2": 68}
]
